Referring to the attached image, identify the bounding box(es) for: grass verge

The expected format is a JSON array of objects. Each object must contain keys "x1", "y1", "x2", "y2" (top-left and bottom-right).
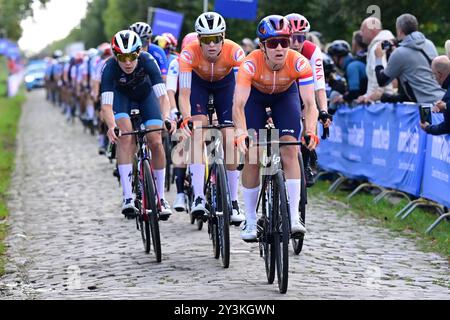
[
  {"x1": 0, "y1": 57, "x2": 24, "y2": 276},
  {"x1": 310, "y1": 180, "x2": 450, "y2": 261}
]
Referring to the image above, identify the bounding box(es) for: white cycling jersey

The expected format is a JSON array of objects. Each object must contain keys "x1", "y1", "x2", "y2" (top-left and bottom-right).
[
  {"x1": 300, "y1": 40, "x2": 326, "y2": 91},
  {"x1": 166, "y1": 58, "x2": 179, "y2": 92}
]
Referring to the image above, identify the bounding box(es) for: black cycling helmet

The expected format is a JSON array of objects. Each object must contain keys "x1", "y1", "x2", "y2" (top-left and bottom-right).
[
  {"x1": 322, "y1": 53, "x2": 336, "y2": 76},
  {"x1": 327, "y1": 40, "x2": 351, "y2": 58}
]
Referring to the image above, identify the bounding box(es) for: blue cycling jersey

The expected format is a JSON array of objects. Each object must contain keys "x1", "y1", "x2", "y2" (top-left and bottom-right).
[
  {"x1": 147, "y1": 44, "x2": 168, "y2": 75},
  {"x1": 343, "y1": 55, "x2": 367, "y2": 94},
  {"x1": 100, "y1": 51, "x2": 163, "y2": 101}
]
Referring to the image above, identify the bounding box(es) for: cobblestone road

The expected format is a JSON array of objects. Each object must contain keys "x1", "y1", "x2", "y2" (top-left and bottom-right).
[{"x1": 0, "y1": 90, "x2": 449, "y2": 300}]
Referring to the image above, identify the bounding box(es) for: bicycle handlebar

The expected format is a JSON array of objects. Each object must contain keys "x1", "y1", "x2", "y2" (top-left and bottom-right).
[
  {"x1": 120, "y1": 127, "x2": 164, "y2": 137},
  {"x1": 197, "y1": 123, "x2": 235, "y2": 130}
]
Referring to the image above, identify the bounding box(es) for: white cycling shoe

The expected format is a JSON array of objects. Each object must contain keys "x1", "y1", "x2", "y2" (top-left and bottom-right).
[
  {"x1": 173, "y1": 193, "x2": 187, "y2": 212},
  {"x1": 231, "y1": 201, "x2": 246, "y2": 224},
  {"x1": 291, "y1": 215, "x2": 307, "y2": 235},
  {"x1": 241, "y1": 220, "x2": 257, "y2": 242}
]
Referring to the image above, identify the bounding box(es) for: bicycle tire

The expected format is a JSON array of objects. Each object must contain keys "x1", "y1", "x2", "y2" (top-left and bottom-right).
[
  {"x1": 197, "y1": 219, "x2": 204, "y2": 231},
  {"x1": 274, "y1": 170, "x2": 290, "y2": 294},
  {"x1": 206, "y1": 167, "x2": 221, "y2": 260},
  {"x1": 163, "y1": 134, "x2": 172, "y2": 192},
  {"x1": 211, "y1": 217, "x2": 220, "y2": 259},
  {"x1": 292, "y1": 154, "x2": 306, "y2": 255},
  {"x1": 216, "y1": 164, "x2": 231, "y2": 268},
  {"x1": 262, "y1": 181, "x2": 275, "y2": 284},
  {"x1": 134, "y1": 159, "x2": 150, "y2": 253},
  {"x1": 143, "y1": 159, "x2": 162, "y2": 263}
]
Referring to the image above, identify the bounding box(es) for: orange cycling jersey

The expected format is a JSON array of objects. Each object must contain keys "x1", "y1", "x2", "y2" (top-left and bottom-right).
[
  {"x1": 179, "y1": 39, "x2": 245, "y2": 82},
  {"x1": 236, "y1": 49, "x2": 314, "y2": 94}
]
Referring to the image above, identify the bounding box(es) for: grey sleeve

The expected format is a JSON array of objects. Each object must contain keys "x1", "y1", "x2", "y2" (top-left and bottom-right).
[{"x1": 383, "y1": 50, "x2": 403, "y2": 80}]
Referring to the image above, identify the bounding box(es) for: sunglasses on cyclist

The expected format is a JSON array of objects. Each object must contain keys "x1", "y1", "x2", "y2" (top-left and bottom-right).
[
  {"x1": 291, "y1": 34, "x2": 306, "y2": 44},
  {"x1": 116, "y1": 52, "x2": 139, "y2": 63},
  {"x1": 264, "y1": 38, "x2": 290, "y2": 49},
  {"x1": 199, "y1": 35, "x2": 223, "y2": 45}
]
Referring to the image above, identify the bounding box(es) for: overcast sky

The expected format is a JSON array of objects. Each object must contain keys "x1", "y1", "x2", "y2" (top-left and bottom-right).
[{"x1": 18, "y1": 0, "x2": 89, "y2": 55}]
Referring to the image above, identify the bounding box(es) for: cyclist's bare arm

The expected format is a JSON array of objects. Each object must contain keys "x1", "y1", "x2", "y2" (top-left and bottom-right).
[
  {"x1": 167, "y1": 90, "x2": 177, "y2": 111},
  {"x1": 178, "y1": 88, "x2": 192, "y2": 120},
  {"x1": 153, "y1": 83, "x2": 171, "y2": 121},
  {"x1": 299, "y1": 83, "x2": 319, "y2": 145},
  {"x1": 316, "y1": 88, "x2": 328, "y2": 113},
  {"x1": 232, "y1": 85, "x2": 251, "y2": 133},
  {"x1": 178, "y1": 71, "x2": 193, "y2": 120},
  {"x1": 232, "y1": 85, "x2": 251, "y2": 153}
]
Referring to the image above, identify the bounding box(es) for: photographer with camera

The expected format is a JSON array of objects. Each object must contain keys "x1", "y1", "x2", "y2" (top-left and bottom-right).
[
  {"x1": 420, "y1": 55, "x2": 450, "y2": 135},
  {"x1": 375, "y1": 14, "x2": 445, "y2": 104}
]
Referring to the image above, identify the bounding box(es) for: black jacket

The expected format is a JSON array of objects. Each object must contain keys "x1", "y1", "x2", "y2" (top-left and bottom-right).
[{"x1": 425, "y1": 75, "x2": 450, "y2": 135}]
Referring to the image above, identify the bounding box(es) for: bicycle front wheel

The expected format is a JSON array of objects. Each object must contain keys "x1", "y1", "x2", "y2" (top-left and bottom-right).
[
  {"x1": 216, "y1": 164, "x2": 231, "y2": 268},
  {"x1": 261, "y1": 181, "x2": 275, "y2": 284},
  {"x1": 134, "y1": 158, "x2": 150, "y2": 253},
  {"x1": 293, "y1": 154, "x2": 307, "y2": 255},
  {"x1": 273, "y1": 171, "x2": 290, "y2": 294},
  {"x1": 143, "y1": 159, "x2": 162, "y2": 263}
]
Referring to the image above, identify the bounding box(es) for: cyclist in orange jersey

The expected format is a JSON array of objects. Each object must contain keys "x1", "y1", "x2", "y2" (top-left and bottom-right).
[
  {"x1": 233, "y1": 15, "x2": 319, "y2": 241},
  {"x1": 178, "y1": 12, "x2": 246, "y2": 223}
]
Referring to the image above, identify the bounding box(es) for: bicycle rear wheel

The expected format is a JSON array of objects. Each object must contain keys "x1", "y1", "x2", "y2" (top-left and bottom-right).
[
  {"x1": 293, "y1": 154, "x2": 306, "y2": 255},
  {"x1": 216, "y1": 164, "x2": 231, "y2": 268},
  {"x1": 273, "y1": 171, "x2": 289, "y2": 294},
  {"x1": 143, "y1": 159, "x2": 162, "y2": 262}
]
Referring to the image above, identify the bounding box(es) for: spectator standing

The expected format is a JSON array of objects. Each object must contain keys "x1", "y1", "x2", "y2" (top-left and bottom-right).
[
  {"x1": 357, "y1": 17, "x2": 395, "y2": 103},
  {"x1": 420, "y1": 55, "x2": 450, "y2": 135},
  {"x1": 375, "y1": 13, "x2": 445, "y2": 104},
  {"x1": 352, "y1": 31, "x2": 368, "y2": 64}
]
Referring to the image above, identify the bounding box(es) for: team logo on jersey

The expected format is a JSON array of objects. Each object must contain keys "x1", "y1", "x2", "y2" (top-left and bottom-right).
[
  {"x1": 169, "y1": 65, "x2": 178, "y2": 76},
  {"x1": 180, "y1": 51, "x2": 193, "y2": 64},
  {"x1": 243, "y1": 61, "x2": 256, "y2": 76},
  {"x1": 295, "y1": 58, "x2": 306, "y2": 73},
  {"x1": 234, "y1": 48, "x2": 245, "y2": 62}
]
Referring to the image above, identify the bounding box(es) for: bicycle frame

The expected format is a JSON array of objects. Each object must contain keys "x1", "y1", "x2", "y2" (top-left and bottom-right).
[{"x1": 124, "y1": 110, "x2": 164, "y2": 219}]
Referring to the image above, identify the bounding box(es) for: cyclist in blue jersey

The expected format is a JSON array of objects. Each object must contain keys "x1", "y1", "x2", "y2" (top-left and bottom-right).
[
  {"x1": 129, "y1": 22, "x2": 169, "y2": 81},
  {"x1": 101, "y1": 30, "x2": 175, "y2": 219},
  {"x1": 327, "y1": 40, "x2": 368, "y2": 104}
]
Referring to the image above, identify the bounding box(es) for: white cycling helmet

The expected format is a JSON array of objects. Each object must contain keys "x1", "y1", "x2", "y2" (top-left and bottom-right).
[
  {"x1": 195, "y1": 12, "x2": 226, "y2": 35},
  {"x1": 111, "y1": 30, "x2": 142, "y2": 55},
  {"x1": 129, "y1": 22, "x2": 152, "y2": 41},
  {"x1": 87, "y1": 48, "x2": 98, "y2": 58}
]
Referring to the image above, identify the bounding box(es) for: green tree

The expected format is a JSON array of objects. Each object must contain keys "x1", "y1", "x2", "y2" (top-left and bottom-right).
[
  {"x1": 39, "y1": 0, "x2": 450, "y2": 55},
  {"x1": 80, "y1": 0, "x2": 108, "y2": 48},
  {"x1": 0, "y1": 0, "x2": 49, "y2": 40}
]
